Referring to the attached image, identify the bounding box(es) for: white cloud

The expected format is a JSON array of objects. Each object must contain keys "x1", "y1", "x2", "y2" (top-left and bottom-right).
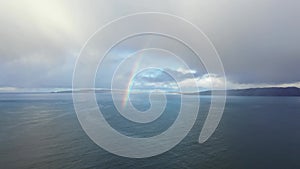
[
  {"x1": 178, "y1": 74, "x2": 225, "y2": 90},
  {"x1": 179, "y1": 73, "x2": 300, "y2": 91},
  {"x1": 176, "y1": 68, "x2": 197, "y2": 74}
]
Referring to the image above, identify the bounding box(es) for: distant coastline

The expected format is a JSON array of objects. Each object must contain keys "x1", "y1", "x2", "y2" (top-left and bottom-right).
[
  {"x1": 51, "y1": 87, "x2": 300, "y2": 96},
  {"x1": 197, "y1": 87, "x2": 300, "y2": 96}
]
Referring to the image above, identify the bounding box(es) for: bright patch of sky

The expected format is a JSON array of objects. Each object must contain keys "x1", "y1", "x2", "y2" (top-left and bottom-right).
[{"x1": 130, "y1": 69, "x2": 179, "y2": 92}]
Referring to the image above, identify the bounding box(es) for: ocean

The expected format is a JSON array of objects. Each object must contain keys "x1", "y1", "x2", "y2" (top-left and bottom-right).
[{"x1": 0, "y1": 93, "x2": 300, "y2": 169}]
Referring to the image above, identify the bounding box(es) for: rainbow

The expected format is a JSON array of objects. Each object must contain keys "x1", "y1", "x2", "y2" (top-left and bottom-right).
[{"x1": 121, "y1": 55, "x2": 142, "y2": 108}]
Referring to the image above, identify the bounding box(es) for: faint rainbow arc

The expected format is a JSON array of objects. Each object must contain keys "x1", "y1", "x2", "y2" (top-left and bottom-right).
[{"x1": 121, "y1": 54, "x2": 142, "y2": 108}]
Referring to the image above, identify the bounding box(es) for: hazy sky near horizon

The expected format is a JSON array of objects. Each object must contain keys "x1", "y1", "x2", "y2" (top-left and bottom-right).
[{"x1": 0, "y1": 0, "x2": 299, "y2": 91}]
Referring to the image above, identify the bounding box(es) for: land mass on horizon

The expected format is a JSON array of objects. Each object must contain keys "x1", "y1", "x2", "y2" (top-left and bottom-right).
[{"x1": 53, "y1": 87, "x2": 300, "y2": 96}]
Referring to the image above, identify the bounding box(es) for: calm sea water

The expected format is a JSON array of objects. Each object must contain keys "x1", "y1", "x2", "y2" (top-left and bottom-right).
[{"x1": 0, "y1": 93, "x2": 300, "y2": 169}]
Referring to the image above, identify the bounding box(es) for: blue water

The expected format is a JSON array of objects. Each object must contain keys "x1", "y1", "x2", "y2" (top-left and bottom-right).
[{"x1": 0, "y1": 93, "x2": 300, "y2": 169}]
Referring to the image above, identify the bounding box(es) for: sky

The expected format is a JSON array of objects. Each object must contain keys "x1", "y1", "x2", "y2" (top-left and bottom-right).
[{"x1": 0, "y1": 0, "x2": 300, "y2": 92}]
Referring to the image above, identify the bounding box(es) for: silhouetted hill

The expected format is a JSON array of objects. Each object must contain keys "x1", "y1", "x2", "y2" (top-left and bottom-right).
[{"x1": 199, "y1": 87, "x2": 300, "y2": 96}]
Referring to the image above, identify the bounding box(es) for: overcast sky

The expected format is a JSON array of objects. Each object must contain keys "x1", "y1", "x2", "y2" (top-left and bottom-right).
[{"x1": 0, "y1": 0, "x2": 299, "y2": 92}]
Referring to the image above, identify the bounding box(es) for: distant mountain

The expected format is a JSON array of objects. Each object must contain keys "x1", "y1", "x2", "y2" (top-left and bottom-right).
[{"x1": 198, "y1": 87, "x2": 300, "y2": 96}]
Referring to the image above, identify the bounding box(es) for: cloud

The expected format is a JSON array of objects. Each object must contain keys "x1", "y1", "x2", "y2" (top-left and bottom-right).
[
  {"x1": 178, "y1": 73, "x2": 225, "y2": 91},
  {"x1": 179, "y1": 73, "x2": 300, "y2": 91},
  {"x1": 131, "y1": 69, "x2": 178, "y2": 91},
  {"x1": 0, "y1": 0, "x2": 300, "y2": 89},
  {"x1": 0, "y1": 0, "x2": 116, "y2": 88}
]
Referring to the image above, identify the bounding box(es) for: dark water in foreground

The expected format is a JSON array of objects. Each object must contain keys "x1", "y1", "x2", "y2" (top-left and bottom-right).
[{"x1": 0, "y1": 93, "x2": 300, "y2": 169}]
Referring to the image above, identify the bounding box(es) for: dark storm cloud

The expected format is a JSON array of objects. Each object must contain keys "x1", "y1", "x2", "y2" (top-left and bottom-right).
[{"x1": 200, "y1": 0, "x2": 300, "y2": 84}]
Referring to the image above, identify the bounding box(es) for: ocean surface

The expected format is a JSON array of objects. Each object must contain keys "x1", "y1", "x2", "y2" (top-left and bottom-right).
[{"x1": 0, "y1": 93, "x2": 300, "y2": 169}]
